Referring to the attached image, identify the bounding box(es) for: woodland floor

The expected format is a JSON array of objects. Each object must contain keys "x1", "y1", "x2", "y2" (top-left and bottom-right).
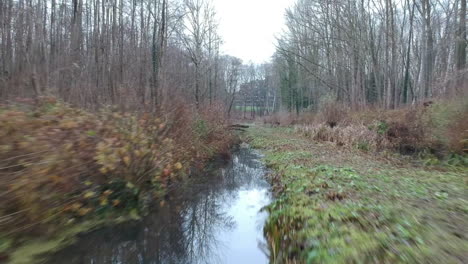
[{"x1": 247, "y1": 126, "x2": 467, "y2": 263}]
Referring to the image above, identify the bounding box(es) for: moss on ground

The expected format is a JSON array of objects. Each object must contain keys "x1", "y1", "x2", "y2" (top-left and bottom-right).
[{"x1": 248, "y1": 126, "x2": 467, "y2": 264}]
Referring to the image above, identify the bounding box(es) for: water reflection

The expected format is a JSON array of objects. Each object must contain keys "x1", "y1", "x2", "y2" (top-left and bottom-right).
[{"x1": 44, "y1": 147, "x2": 271, "y2": 264}]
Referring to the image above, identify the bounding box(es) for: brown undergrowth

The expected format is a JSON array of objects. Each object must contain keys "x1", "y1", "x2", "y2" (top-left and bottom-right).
[
  {"x1": 264, "y1": 99, "x2": 468, "y2": 163},
  {"x1": 0, "y1": 97, "x2": 234, "y2": 260}
]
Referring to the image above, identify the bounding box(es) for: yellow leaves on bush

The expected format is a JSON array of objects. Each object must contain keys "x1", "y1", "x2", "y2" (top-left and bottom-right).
[
  {"x1": 100, "y1": 198, "x2": 108, "y2": 206},
  {"x1": 129, "y1": 209, "x2": 140, "y2": 220},
  {"x1": 123, "y1": 156, "x2": 131, "y2": 166},
  {"x1": 68, "y1": 202, "x2": 83, "y2": 212},
  {"x1": 78, "y1": 207, "x2": 92, "y2": 216},
  {"x1": 112, "y1": 199, "x2": 121, "y2": 207},
  {"x1": 96, "y1": 141, "x2": 106, "y2": 151},
  {"x1": 174, "y1": 162, "x2": 183, "y2": 170},
  {"x1": 96, "y1": 142, "x2": 120, "y2": 172},
  {"x1": 83, "y1": 191, "x2": 96, "y2": 199}
]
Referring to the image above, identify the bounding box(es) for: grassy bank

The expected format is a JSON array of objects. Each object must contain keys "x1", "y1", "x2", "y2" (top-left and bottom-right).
[
  {"x1": 0, "y1": 98, "x2": 235, "y2": 263},
  {"x1": 264, "y1": 100, "x2": 468, "y2": 162},
  {"x1": 248, "y1": 126, "x2": 467, "y2": 263}
]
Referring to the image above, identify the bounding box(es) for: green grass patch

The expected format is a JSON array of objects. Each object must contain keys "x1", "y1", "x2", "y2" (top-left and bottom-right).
[{"x1": 248, "y1": 126, "x2": 468, "y2": 263}]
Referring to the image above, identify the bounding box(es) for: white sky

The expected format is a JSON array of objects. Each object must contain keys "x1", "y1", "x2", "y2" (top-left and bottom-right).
[{"x1": 213, "y1": 0, "x2": 293, "y2": 64}]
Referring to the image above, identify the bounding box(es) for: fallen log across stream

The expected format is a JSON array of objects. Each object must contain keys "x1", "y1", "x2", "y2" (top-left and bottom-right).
[{"x1": 228, "y1": 124, "x2": 250, "y2": 132}]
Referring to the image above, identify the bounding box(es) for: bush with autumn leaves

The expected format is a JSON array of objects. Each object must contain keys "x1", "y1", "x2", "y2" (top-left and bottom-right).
[{"x1": 0, "y1": 98, "x2": 234, "y2": 239}]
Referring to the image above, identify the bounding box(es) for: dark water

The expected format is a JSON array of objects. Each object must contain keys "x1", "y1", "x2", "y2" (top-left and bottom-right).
[{"x1": 44, "y1": 147, "x2": 271, "y2": 264}]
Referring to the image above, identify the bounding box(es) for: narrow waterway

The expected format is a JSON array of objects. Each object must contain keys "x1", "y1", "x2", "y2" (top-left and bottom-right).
[{"x1": 44, "y1": 146, "x2": 271, "y2": 264}]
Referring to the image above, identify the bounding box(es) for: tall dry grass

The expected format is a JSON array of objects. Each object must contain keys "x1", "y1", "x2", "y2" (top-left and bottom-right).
[{"x1": 288, "y1": 99, "x2": 467, "y2": 155}]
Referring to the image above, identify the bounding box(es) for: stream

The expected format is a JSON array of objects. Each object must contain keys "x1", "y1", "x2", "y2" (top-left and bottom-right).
[{"x1": 44, "y1": 146, "x2": 271, "y2": 264}]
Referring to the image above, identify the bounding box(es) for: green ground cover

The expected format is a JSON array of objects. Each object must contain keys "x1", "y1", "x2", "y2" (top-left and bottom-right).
[{"x1": 248, "y1": 126, "x2": 467, "y2": 264}]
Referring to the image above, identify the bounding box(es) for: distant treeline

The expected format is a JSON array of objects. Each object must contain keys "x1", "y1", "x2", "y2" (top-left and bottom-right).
[{"x1": 273, "y1": 0, "x2": 467, "y2": 113}]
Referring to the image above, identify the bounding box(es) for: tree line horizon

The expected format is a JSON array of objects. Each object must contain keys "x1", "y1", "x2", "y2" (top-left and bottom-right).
[{"x1": 0, "y1": 0, "x2": 466, "y2": 114}]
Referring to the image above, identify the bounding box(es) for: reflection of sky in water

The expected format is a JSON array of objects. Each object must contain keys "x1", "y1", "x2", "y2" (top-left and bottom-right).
[
  {"x1": 44, "y1": 148, "x2": 271, "y2": 264},
  {"x1": 219, "y1": 189, "x2": 270, "y2": 264}
]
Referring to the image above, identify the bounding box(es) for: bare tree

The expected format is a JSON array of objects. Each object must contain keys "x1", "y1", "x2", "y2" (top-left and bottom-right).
[
  {"x1": 177, "y1": 0, "x2": 218, "y2": 108},
  {"x1": 271, "y1": 0, "x2": 463, "y2": 112},
  {"x1": 223, "y1": 56, "x2": 242, "y2": 117},
  {"x1": 456, "y1": 0, "x2": 466, "y2": 71}
]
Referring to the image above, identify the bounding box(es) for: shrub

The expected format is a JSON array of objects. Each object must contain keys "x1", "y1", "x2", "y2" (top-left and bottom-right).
[
  {"x1": 376, "y1": 121, "x2": 389, "y2": 135},
  {"x1": 194, "y1": 119, "x2": 209, "y2": 139},
  {"x1": 262, "y1": 112, "x2": 297, "y2": 126},
  {"x1": 293, "y1": 99, "x2": 467, "y2": 157},
  {"x1": 0, "y1": 102, "x2": 176, "y2": 235},
  {"x1": 0, "y1": 98, "x2": 234, "y2": 238},
  {"x1": 424, "y1": 100, "x2": 468, "y2": 154},
  {"x1": 316, "y1": 97, "x2": 350, "y2": 127},
  {"x1": 296, "y1": 123, "x2": 391, "y2": 152}
]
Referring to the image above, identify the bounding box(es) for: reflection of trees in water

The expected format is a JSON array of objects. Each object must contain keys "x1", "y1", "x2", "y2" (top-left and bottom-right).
[
  {"x1": 222, "y1": 149, "x2": 268, "y2": 192},
  {"x1": 45, "y1": 148, "x2": 267, "y2": 264},
  {"x1": 182, "y1": 190, "x2": 236, "y2": 264}
]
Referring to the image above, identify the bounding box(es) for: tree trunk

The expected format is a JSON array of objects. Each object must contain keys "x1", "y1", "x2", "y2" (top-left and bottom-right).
[{"x1": 456, "y1": 0, "x2": 466, "y2": 70}]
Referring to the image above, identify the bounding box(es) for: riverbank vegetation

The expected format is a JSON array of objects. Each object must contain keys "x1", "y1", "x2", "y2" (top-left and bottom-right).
[
  {"x1": 248, "y1": 126, "x2": 467, "y2": 263},
  {"x1": 264, "y1": 98, "x2": 467, "y2": 163},
  {"x1": 0, "y1": 98, "x2": 234, "y2": 263}
]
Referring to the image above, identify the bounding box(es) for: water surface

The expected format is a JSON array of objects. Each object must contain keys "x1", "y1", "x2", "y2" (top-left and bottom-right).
[{"x1": 45, "y1": 147, "x2": 271, "y2": 264}]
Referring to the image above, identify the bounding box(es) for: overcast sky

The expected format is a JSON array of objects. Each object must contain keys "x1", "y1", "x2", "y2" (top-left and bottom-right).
[{"x1": 213, "y1": 0, "x2": 293, "y2": 64}]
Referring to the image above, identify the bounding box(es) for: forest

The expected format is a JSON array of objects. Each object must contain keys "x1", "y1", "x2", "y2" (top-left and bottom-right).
[
  {"x1": 0, "y1": 0, "x2": 466, "y2": 112},
  {"x1": 0, "y1": 0, "x2": 466, "y2": 263}
]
